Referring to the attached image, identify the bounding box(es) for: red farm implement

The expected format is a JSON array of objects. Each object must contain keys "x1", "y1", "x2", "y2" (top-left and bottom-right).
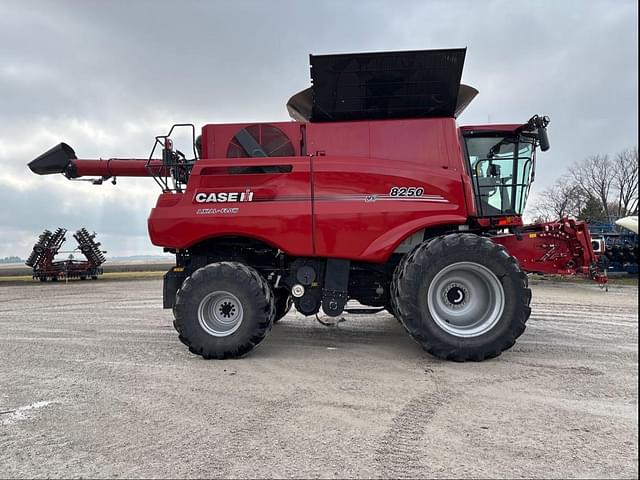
[{"x1": 25, "y1": 228, "x2": 106, "y2": 281}]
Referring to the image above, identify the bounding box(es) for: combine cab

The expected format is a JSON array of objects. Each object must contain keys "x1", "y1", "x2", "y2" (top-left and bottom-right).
[
  {"x1": 25, "y1": 228, "x2": 106, "y2": 281},
  {"x1": 28, "y1": 48, "x2": 606, "y2": 361}
]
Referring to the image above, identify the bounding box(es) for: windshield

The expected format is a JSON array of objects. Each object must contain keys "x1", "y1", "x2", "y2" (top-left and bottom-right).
[{"x1": 464, "y1": 134, "x2": 535, "y2": 217}]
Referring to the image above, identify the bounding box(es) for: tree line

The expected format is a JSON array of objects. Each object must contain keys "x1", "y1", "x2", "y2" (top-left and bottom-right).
[
  {"x1": 532, "y1": 146, "x2": 638, "y2": 223},
  {"x1": 0, "y1": 256, "x2": 23, "y2": 264}
]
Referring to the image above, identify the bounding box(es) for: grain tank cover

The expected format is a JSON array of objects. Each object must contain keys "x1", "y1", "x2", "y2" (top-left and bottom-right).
[{"x1": 302, "y1": 48, "x2": 469, "y2": 122}]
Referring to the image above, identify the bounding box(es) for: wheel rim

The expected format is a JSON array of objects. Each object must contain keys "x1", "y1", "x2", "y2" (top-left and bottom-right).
[
  {"x1": 198, "y1": 291, "x2": 244, "y2": 337},
  {"x1": 427, "y1": 261, "x2": 505, "y2": 338}
]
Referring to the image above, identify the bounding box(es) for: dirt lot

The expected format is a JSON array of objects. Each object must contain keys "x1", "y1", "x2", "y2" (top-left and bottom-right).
[{"x1": 0, "y1": 279, "x2": 637, "y2": 478}]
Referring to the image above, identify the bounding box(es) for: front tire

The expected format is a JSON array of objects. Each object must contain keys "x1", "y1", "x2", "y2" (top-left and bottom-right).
[
  {"x1": 173, "y1": 262, "x2": 275, "y2": 359},
  {"x1": 393, "y1": 233, "x2": 531, "y2": 361}
]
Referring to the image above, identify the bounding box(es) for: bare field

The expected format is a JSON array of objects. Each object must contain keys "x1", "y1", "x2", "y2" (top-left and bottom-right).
[{"x1": 0, "y1": 279, "x2": 637, "y2": 478}]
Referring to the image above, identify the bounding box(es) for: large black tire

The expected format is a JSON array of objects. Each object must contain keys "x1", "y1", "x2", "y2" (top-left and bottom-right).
[
  {"x1": 173, "y1": 262, "x2": 275, "y2": 359},
  {"x1": 273, "y1": 289, "x2": 293, "y2": 323},
  {"x1": 390, "y1": 247, "x2": 419, "y2": 325},
  {"x1": 393, "y1": 233, "x2": 531, "y2": 361}
]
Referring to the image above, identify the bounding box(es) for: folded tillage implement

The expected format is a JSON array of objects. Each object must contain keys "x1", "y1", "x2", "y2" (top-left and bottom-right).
[
  {"x1": 28, "y1": 49, "x2": 606, "y2": 361},
  {"x1": 25, "y1": 228, "x2": 106, "y2": 281}
]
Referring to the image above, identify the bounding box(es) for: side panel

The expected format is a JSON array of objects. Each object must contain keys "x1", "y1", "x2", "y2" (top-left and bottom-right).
[
  {"x1": 308, "y1": 119, "x2": 468, "y2": 263},
  {"x1": 148, "y1": 156, "x2": 313, "y2": 255}
]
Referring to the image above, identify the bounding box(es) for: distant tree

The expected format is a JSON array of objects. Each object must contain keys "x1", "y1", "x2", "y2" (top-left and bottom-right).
[
  {"x1": 532, "y1": 176, "x2": 583, "y2": 220},
  {"x1": 569, "y1": 154, "x2": 613, "y2": 218},
  {"x1": 577, "y1": 195, "x2": 606, "y2": 222},
  {"x1": 612, "y1": 147, "x2": 639, "y2": 217},
  {"x1": 0, "y1": 256, "x2": 23, "y2": 264},
  {"x1": 530, "y1": 146, "x2": 638, "y2": 224}
]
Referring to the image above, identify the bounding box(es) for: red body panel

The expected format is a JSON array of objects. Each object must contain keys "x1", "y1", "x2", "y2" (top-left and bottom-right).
[
  {"x1": 148, "y1": 155, "x2": 314, "y2": 256},
  {"x1": 147, "y1": 118, "x2": 471, "y2": 262},
  {"x1": 310, "y1": 155, "x2": 467, "y2": 261},
  {"x1": 459, "y1": 124, "x2": 522, "y2": 134}
]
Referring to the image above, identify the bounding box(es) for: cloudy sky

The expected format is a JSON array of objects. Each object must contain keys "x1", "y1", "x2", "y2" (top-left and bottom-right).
[{"x1": 1, "y1": 0, "x2": 637, "y2": 258}]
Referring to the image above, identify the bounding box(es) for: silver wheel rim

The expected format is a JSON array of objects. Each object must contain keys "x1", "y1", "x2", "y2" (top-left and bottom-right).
[
  {"x1": 427, "y1": 261, "x2": 505, "y2": 338},
  {"x1": 198, "y1": 291, "x2": 244, "y2": 337}
]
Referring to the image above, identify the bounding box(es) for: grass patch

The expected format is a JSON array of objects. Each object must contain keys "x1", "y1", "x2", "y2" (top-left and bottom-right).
[
  {"x1": 0, "y1": 275, "x2": 33, "y2": 282},
  {"x1": 101, "y1": 271, "x2": 165, "y2": 281},
  {"x1": 0, "y1": 270, "x2": 165, "y2": 284},
  {"x1": 606, "y1": 276, "x2": 639, "y2": 286}
]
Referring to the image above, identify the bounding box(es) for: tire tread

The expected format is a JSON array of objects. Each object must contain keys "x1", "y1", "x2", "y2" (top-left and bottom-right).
[
  {"x1": 173, "y1": 261, "x2": 274, "y2": 359},
  {"x1": 392, "y1": 233, "x2": 532, "y2": 362}
]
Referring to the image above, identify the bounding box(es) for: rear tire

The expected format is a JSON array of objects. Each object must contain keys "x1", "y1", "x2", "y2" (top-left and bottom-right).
[
  {"x1": 173, "y1": 262, "x2": 275, "y2": 359},
  {"x1": 393, "y1": 233, "x2": 531, "y2": 361}
]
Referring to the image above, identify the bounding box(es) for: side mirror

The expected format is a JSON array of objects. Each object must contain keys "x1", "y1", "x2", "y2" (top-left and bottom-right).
[
  {"x1": 521, "y1": 115, "x2": 550, "y2": 152},
  {"x1": 533, "y1": 115, "x2": 550, "y2": 152},
  {"x1": 537, "y1": 125, "x2": 550, "y2": 152}
]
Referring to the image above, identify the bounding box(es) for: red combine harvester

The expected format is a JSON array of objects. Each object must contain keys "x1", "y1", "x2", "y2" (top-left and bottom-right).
[
  {"x1": 25, "y1": 228, "x2": 106, "y2": 281},
  {"x1": 28, "y1": 49, "x2": 605, "y2": 361}
]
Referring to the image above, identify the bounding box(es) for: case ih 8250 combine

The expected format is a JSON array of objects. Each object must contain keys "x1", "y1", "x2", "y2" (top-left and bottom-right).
[{"x1": 29, "y1": 49, "x2": 605, "y2": 361}]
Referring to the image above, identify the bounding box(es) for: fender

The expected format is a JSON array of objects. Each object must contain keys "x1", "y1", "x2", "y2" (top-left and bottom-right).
[{"x1": 360, "y1": 214, "x2": 468, "y2": 263}]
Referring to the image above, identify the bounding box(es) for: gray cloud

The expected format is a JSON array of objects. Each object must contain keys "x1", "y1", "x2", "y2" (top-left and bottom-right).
[{"x1": 0, "y1": 0, "x2": 637, "y2": 257}]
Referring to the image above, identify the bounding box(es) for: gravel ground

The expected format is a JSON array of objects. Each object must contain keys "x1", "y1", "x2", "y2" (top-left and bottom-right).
[{"x1": 0, "y1": 279, "x2": 637, "y2": 479}]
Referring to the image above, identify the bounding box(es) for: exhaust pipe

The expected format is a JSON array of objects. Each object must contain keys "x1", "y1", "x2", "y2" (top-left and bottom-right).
[{"x1": 28, "y1": 143, "x2": 78, "y2": 177}]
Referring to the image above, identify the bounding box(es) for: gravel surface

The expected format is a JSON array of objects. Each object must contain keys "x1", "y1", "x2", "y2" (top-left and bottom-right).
[{"x1": 0, "y1": 279, "x2": 637, "y2": 478}]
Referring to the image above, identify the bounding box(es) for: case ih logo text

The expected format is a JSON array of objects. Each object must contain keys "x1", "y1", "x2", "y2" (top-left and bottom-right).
[{"x1": 194, "y1": 190, "x2": 254, "y2": 203}]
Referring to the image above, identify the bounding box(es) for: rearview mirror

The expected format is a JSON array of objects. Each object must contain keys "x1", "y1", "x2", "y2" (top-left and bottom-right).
[{"x1": 538, "y1": 125, "x2": 550, "y2": 152}]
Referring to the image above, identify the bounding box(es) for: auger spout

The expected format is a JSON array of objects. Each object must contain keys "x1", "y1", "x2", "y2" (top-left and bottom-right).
[{"x1": 28, "y1": 143, "x2": 168, "y2": 179}]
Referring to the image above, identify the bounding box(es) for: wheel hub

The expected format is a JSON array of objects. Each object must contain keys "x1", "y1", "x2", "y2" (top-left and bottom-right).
[
  {"x1": 198, "y1": 291, "x2": 244, "y2": 337},
  {"x1": 427, "y1": 262, "x2": 505, "y2": 338},
  {"x1": 218, "y1": 300, "x2": 237, "y2": 318},
  {"x1": 443, "y1": 283, "x2": 468, "y2": 308}
]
